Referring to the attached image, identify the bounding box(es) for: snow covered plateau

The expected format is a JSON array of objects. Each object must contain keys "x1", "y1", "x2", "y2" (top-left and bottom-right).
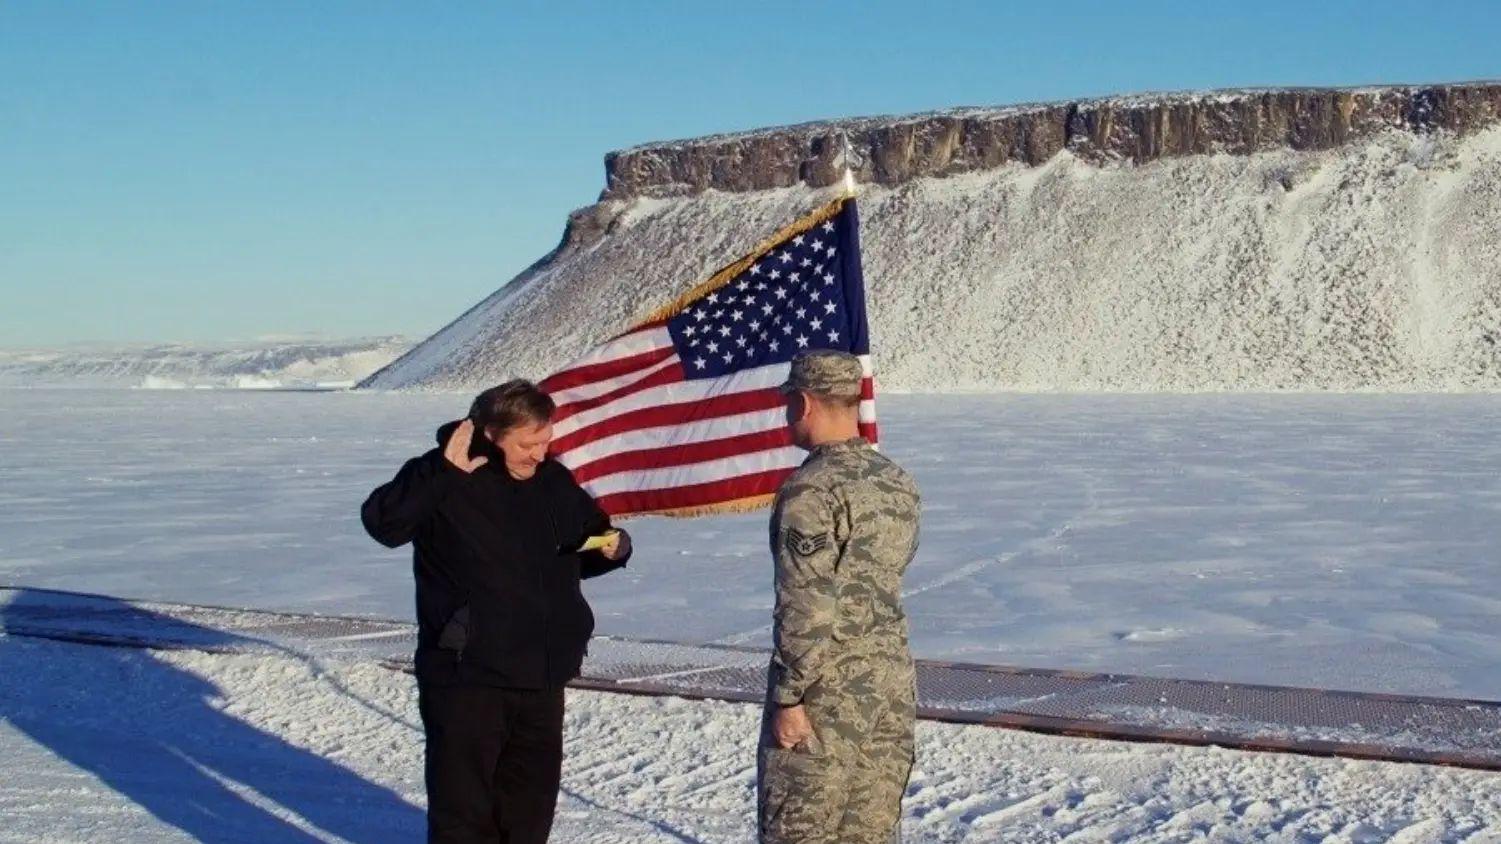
[{"x1": 365, "y1": 90, "x2": 1501, "y2": 393}]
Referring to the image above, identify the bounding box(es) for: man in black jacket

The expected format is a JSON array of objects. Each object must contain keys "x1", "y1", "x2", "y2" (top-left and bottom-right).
[{"x1": 361, "y1": 379, "x2": 631, "y2": 844}]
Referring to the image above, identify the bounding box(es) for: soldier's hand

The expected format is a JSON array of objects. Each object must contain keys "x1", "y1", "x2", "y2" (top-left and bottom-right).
[
  {"x1": 772, "y1": 704, "x2": 815, "y2": 750},
  {"x1": 443, "y1": 419, "x2": 490, "y2": 474}
]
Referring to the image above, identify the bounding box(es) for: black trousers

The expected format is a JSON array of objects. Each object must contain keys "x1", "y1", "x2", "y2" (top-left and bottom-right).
[{"x1": 418, "y1": 684, "x2": 566, "y2": 844}]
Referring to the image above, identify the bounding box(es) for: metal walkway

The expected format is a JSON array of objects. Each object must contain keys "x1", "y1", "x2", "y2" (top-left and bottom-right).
[{"x1": 4, "y1": 586, "x2": 1499, "y2": 772}]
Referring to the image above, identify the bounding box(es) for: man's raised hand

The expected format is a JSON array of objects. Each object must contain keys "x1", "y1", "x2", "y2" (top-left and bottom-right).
[{"x1": 443, "y1": 419, "x2": 489, "y2": 473}]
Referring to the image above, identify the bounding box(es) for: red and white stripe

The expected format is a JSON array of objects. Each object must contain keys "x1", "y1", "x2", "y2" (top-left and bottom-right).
[{"x1": 539, "y1": 325, "x2": 876, "y2": 517}]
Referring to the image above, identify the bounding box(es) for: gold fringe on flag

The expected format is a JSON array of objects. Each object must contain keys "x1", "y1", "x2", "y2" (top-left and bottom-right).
[
  {"x1": 618, "y1": 492, "x2": 778, "y2": 520},
  {"x1": 632, "y1": 196, "x2": 849, "y2": 329}
]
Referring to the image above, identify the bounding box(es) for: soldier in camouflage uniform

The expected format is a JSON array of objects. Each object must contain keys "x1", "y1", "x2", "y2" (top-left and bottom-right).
[{"x1": 758, "y1": 350, "x2": 922, "y2": 844}]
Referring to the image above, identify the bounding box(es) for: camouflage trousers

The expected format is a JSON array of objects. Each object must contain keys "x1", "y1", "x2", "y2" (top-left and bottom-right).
[{"x1": 757, "y1": 653, "x2": 916, "y2": 844}]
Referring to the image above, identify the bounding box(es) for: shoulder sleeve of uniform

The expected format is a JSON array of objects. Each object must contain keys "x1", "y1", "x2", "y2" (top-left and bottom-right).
[
  {"x1": 767, "y1": 479, "x2": 841, "y2": 706},
  {"x1": 902, "y1": 464, "x2": 922, "y2": 501}
]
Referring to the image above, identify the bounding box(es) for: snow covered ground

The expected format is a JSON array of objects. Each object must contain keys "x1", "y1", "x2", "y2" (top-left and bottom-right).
[
  {"x1": 2, "y1": 388, "x2": 1499, "y2": 700},
  {"x1": 3, "y1": 387, "x2": 1501, "y2": 840},
  {"x1": 3, "y1": 634, "x2": 1499, "y2": 843}
]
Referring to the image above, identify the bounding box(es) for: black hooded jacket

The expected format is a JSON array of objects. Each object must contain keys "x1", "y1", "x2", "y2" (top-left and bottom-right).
[{"x1": 361, "y1": 421, "x2": 628, "y2": 688}]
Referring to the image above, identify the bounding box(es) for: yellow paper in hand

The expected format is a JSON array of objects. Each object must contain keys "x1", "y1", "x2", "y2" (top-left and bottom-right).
[{"x1": 578, "y1": 530, "x2": 620, "y2": 552}]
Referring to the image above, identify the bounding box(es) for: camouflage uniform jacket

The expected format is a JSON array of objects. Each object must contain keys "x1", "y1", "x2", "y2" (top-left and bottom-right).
[{"x1": 767, "y1": 436, "x2": 920, "y2": 706}]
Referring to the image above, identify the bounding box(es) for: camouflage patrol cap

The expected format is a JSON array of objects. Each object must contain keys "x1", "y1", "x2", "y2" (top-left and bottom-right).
[{"x1": 778, "y1": 349, "x2": 864, "y2": 398}]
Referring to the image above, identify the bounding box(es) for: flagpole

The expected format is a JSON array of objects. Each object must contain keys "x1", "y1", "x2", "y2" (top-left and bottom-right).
[{"x1": 840, "y1": 132, "x2": 857, "y2": 198}]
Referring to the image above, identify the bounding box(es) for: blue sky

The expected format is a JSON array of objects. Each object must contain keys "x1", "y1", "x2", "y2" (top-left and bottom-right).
[{"x1": 2, "y1": 1, "x2": 1498, "y2": 346}]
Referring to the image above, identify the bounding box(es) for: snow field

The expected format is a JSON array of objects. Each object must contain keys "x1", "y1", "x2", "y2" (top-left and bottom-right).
[
  {"x1": 4, "y1": 389, "x2": 1499, "y2": 699},
  {"x1": 2, "y1": 636, "x2": 1499, "y2": 843}
]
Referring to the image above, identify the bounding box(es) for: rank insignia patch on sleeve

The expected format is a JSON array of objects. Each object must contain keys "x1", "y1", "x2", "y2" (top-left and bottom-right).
[{"x1": 784, "y1": 527, "x2": 829, "y2": 557}]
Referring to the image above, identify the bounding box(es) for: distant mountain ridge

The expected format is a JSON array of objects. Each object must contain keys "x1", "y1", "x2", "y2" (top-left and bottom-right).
[
  {"x1": 363, "y1": 82, "x2": 1501, "y2": 392},
  {"x1": 1, "y1": 337, "x2": 411, "y2": 389}
]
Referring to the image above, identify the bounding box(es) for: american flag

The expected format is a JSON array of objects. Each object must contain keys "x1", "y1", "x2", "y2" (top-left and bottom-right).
[{"x1": 539, "y1": 196, "x2": 877, "y2": 518}]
